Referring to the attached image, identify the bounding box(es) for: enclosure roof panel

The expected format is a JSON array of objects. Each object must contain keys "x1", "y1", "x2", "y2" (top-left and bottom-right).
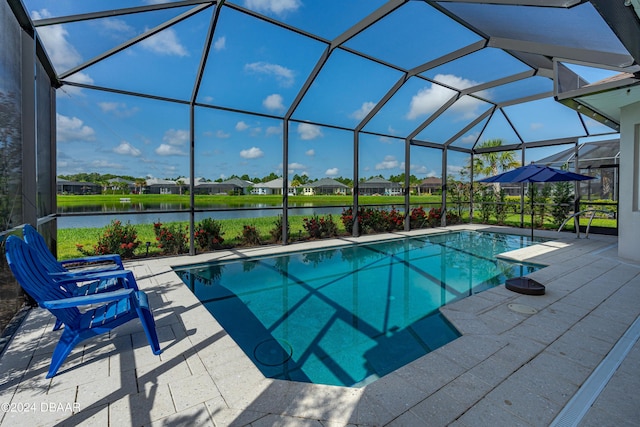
[{"x1": 17, "y1": 0, "x2": 636, "y2": 180}]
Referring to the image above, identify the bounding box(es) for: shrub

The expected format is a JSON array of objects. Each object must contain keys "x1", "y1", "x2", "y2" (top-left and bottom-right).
[
  {"x1": 321, "y1": 214, "x2": 339, "y2": 237},
  {"x1": 364, "y1": 208, "x2": 386, "y2": 232},
  {"x1": 303, "y1": 214, "x2": 339, "y2": 239},
  {"x1": 380, "y1": 207, "x2": 404, "y2": 231},
  {"x1": 495, "y1": 189, "x2": 507, "y2": 225},
  {"x1": 341, "y1": 207, "x2": 356, "y2": 234},
  {"x1": 446, "y1": 210, "x2": 461, "y2": 225},
  {"x1": 552, "y1": 180, "x2": 573, "y2": 228},
  {"x1": 153, "y1": 221, "x2": 188, "y2": 255},
  {"x1": 194, "y1": 218, "x2": 224, "y2": 251},
  {"x1": 240, "y1": 225, "x2": 261, "y2": 246},
  {"x1": 505, "y1": 196, "x2": 521, "y2": 214},
  {"x1": 427, "y1": 207, "x2": 442, "y2": 227},
  {"x1": 410, "y1": 206, "x2": 428, "y2": 229},
  {"x1": 76, "y1": 219, "x2": 140, "y2": 259},
  {"x1": 270, "y1": 215, "x2": 289, "y2": 243},
  {"x1": 526, "y1": 184, "x2": 551, "y2": 228},
  {"x1": 341, "y1": 206, "x2": 404, "y2": 234},
  {"x1": 478, "y1": 186, "x2": 495, "y2": 223}
]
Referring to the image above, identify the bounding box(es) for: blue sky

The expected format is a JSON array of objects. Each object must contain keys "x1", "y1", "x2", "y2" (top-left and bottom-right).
[{"x1": 23, "y1": 0, "x2": 619, "y2": 182}]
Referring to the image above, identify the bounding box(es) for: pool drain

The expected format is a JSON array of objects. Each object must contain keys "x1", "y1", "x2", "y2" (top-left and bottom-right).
[
  {"x1": 507, "y1": 303, "x2": 538, "y2": 315},
  {"x1": 254, "y1": 338, "x2": 293, "y2": 366}
]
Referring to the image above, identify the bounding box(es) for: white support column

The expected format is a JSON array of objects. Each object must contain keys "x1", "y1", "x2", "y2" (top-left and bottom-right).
[{"x1": 618, "y1": 101, "x2": 640, "y2": 262}]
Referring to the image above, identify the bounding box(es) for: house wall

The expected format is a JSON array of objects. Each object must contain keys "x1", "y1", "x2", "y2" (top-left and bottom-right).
[
  {"x1": 251, "y1": 187, "x2": 269, "y2": 195},
  {"x1": 618, "y1": 100, "x2": 640, "y2": 262}
]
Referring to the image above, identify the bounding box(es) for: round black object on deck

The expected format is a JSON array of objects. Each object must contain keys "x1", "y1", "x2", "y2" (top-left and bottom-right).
[{"x1": 505, "y1": 277, "x2": 545, "y2": 295}]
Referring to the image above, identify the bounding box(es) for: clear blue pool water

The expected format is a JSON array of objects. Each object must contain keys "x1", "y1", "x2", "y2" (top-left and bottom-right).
[{"x1": 175, "y1": 230, "x2": 544, "y2": 387}]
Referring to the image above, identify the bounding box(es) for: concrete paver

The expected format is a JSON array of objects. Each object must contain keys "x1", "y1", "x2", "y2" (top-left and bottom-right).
[{"x1": 0, "y1": 225, "x2": 638, "y2": 426}]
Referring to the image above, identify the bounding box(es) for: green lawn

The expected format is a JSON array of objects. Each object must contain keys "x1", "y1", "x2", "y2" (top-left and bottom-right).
[
  {"x1": 56, "y1": 194, "x2": 442, "y2": 259},
  {"x1": 56, "y1": 195, "x2": 617, "y2": 260},
  {"x1": 58, "y1": 214, "x2": 345, "y2": 259}
]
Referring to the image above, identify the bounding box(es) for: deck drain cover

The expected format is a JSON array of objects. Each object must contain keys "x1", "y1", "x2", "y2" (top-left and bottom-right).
[
  {"x1": 254, "y1": 339, "x2": 293, "y2": 366},
  {"x1": 507, "y1": 303, "x2": 538, "y2": 315}
]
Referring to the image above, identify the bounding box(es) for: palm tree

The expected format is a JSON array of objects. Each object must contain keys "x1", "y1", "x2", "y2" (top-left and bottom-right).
[
  {"x1": 472, "y1": 139, "x2": 520, "y2": 194},
  {"x1": 134, "y1": 178, "x2": 147, "y2": 194},
  {"x1": 98, "y1": 179, "x2": 110, "y2": 194}
]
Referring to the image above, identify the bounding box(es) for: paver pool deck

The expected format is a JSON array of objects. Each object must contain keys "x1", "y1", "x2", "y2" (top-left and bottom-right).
[{"x1": 0, "y1": 224, "x2": 638, "y2": 426}]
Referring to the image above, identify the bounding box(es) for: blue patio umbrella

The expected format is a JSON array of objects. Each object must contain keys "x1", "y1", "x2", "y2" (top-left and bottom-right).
[
  {"x1": 478, "y1": 164, "x2": 595, "y2": 239},
  {"x1": 478, "y1": 164, "x2": 594, "y2": 295}
]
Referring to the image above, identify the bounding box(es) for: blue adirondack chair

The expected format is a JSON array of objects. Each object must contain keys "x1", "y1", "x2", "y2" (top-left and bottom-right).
[
  {"x1": 22, "y1": 225, "x2": 139, "y2": 331},
  {"x1": 22, "y1": 224, "x2": 124, "y2": 276},
  {"x1": 4, "y1": 235, "x2": 162, "y2": 378}
]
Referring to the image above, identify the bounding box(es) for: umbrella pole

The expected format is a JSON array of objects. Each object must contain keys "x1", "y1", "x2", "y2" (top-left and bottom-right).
[
  {"x1": 531, "y1": 197, "x2": 534, "y2": 239},
  {"x1": 530, "y1": 186, "x2": 534, "y2": 239}
]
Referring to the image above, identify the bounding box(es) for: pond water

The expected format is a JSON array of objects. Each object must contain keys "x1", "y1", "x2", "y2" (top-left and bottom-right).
[
  {"x1": 56, "y1": 200, "x2": 442, "y2": 229},
  {"x1": 57, "y1": 206, "x2": 344, "y2": 229}
]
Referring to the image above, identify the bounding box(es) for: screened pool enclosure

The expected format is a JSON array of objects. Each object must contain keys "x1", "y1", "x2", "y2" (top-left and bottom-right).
[{"x1": 2, "y1": 0, "x2": 640, "y2": 255}]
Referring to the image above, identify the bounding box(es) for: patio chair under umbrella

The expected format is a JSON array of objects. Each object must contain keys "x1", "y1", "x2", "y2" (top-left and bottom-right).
[{"x1": 478, "y1": 163, "x2": 594, "y2": 239}]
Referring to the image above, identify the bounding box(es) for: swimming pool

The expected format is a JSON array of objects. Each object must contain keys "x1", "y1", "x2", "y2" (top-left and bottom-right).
[{"x1": 175, "y1": 230, "x2": 544, "y2": 387}]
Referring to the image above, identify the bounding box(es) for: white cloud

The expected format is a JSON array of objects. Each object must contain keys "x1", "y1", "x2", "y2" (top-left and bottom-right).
[
  {"x1": 216, "y1": 130, "x2": 231, "y2": 138},
  {"x1": 140, "y1": 28, "x2": 188, "y2": 56},
  {"x1": 113, "y1": 141, "x2": 141, "y2": 156},
  {"x1": 351, "y1": 101, "x2": 375, "y2": 120},
  {"x1": 460, "y1": 132, "x2": 479, "y2": 144},
  {"x1": 407, "y1": 84, "x2": 456, "y2": 120},
  {"x1": 98, "y1": 102, "x2": 139, "y2": 118},
  {"x1": 100, "y1": 18, "x2": 135, "y2": 38},
  {"x1": 155, "y1": 144, "x2": 187, "y2": 156},
  {"x1": 240, "y1": 147, "x2": 264, "y2": 159},
  {"x1": 245, "y1": 62, "x2": 295, "y2": 87},
  {"x1": 263, "y1": 94, "x2": 285, "y2": 111},
  {"x1": 56, "y1": 114, "x2": 96, "y2": 142},
  {"x1": 531, "y1": 122, "x2": 544, "y2": 130},
  {"x1": 61, "y1": 72, "x2": 95, "y2": 96},
  {"x1": 407, "y1": 74, "x2": 486, "y2": 120},
  {"x1": 99, "y1": 102, "x2": 120, "y2": 112},
  {"x1": 297, "y1": 123, "x2": 322, "y2": 140},
  {"x1": 31, "y1": 10, "x2": 82, "y2": 71},
  {"x1": 305, "y1": 149, "x2": 315, "y2": 156},
  {"x1": 213, "y1": 36, "x2": 226, "y2": 51},
  {"x1": 236, "y1": 121, "x2": 249, "y2": 131},
  {"x1": 243, "y1": 0, "x2": 301, "y2": 16},
  {"x1": 325, "y1": 167, "x2": 339, "y2": 176},
  {"x1": 65, "y1": 72, "x2": 94, "y2": 85},
  {"x1": 447, "y1": 164, "x2": 464, "y2": 176},
  {"x1": 375, "y1": 155, "x2": 400, "y2": 170},
  {"x1": 435, "y1": 73, "x2": 479, "y2": 91},
  {"x1": 163, "y1": 129, "x2": 189, "y2": 146},
  {"x1": 91, "y1": 159, "x2": 122, "y2": 169},
  {"x1": 289, "y1": 162, "x2": 306, "y2": 171},
  {"x1": 410, "y1": 164, "x2": 429, "y2": 174},
  {"x1": 266, "y1": 125, "x2": 281, "y2": 136}
]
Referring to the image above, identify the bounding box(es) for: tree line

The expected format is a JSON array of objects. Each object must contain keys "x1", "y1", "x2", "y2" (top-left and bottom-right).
[
  {"x1": 57, "y1": 139, "x2": 537, "y2": 193},
  {"x1": 57, "y1": 172, "x2": 427, "y2": 188}
]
